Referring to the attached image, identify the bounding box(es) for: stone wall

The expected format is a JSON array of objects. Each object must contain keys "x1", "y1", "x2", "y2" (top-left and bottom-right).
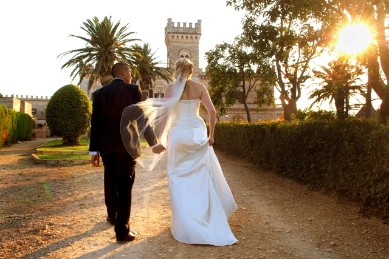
[{"x1": 0, "y1": 96, "x2": 21, "y2": 113}]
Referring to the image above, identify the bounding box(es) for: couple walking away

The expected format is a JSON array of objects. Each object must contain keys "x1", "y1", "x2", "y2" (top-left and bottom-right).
[{"x1": 89, "y1": 58, "x2": 238, "y2": 246}]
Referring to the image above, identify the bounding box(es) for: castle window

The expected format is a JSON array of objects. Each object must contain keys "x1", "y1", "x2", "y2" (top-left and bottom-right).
[{"x1": 179, "y1": 48, "x2": 191, "y2": 59}]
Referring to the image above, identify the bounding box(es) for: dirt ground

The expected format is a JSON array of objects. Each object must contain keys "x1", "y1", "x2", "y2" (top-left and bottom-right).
[{"x1": 0, "y1": 138, "x2": 388, "y2": 259}]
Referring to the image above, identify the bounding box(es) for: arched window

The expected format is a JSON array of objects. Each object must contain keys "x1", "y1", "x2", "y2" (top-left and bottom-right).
[{"x1": 178, "y1": 49, "x2": 191, "y2": 59}]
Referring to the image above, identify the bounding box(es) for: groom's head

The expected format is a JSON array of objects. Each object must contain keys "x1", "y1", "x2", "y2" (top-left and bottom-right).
[{"x1": 112, "y1": 63, "x2": 132, "y2": 83}]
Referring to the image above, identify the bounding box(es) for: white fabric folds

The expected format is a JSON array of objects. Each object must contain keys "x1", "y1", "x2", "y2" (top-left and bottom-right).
[
  {"x1": 167, "y1": 99, "x2": 237, "y2": 246},
  {"x1": 120, "y1": 76, "x2": 238, "y2": 246}
]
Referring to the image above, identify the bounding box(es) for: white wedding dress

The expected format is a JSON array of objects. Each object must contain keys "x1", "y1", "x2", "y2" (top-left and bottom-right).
[{"x1": 167, "y1": 99, "x2": 238, "y2": 246}]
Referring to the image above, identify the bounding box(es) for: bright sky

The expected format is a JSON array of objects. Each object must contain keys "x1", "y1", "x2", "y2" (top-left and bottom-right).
[{"x1": 0, "y1": 0, "x2": 244, "y2": 97}]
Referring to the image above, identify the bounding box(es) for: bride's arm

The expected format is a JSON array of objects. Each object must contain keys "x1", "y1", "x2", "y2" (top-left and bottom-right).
[{"x1": 200, "y1": 84, "x2": 216, "y2": 145}]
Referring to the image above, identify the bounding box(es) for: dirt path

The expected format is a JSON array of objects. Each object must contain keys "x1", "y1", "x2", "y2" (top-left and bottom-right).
[{"x1": 0, "y1": 139, "x2": 388, "y2": 259}]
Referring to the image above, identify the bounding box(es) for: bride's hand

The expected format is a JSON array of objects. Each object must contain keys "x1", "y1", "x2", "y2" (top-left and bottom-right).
[{"x1": 208, "y1": 136, "x2": 214, "y2": 146}]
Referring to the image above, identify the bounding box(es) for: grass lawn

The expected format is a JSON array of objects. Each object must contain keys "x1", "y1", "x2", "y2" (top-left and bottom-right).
[
  {"x1": 35, "y1": 137, "x2": 149, "y2": 160},
  {"x1": 36, "y1": 138, "x2": 90, "y2": 160},
  {"x1": 37, "y1": 138, "x2": 89, "y2": 152},
  {"x1": 37, "y1": 153, "x2": 90, "y2": 160}
]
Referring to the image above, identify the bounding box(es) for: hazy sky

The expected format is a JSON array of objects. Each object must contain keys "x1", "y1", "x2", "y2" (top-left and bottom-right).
[{"x1": 0, "y1": 0, "x2": 244, "y2": 97}]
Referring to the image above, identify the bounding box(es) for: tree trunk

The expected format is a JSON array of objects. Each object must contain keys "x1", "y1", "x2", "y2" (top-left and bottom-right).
[
  {"x1": 375, "y1": 0, "x2": 389, "y2": 121},
  {"x1": 335, "y1": 89, "x2": 346, "y2": 120},
  {"x1": 243, "y1": 101, "x2": 251, "y2": 122},
  {"x1": 366, "y1": 79, "x2": 372, "y2": 119},
  {"x1": 63, "y1": 136, "x2": 79, "y2": 146},
  {"x1": 379, "y1": 90, "x2": 389, "y2": 123},
  {"x1": 283, "y1": 99, "x2": 297, "y2": 121},
  {"x1": 100, "y1": 74, "x2": 113, "y2": 86}
]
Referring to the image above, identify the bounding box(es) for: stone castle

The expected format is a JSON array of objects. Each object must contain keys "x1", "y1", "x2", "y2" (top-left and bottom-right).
[{"x1": 0, "y1": 18, "x2": 283, "y2": 137}]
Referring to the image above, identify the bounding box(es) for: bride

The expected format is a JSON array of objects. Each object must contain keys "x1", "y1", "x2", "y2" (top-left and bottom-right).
[{"x1": 121, "y1": 57, "x2": 238, "y2": 246}]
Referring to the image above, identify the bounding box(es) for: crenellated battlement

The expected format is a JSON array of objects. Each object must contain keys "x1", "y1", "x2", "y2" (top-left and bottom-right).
[
  {"x1": 2, "y1": 17, "x2": 281, "y2": 126},
  {"x1": 165, "y1": 18, "x2": 201, "y2": 36},
  {"x1": 2, "y1": 94, "x2": 51, "y2": 100}
]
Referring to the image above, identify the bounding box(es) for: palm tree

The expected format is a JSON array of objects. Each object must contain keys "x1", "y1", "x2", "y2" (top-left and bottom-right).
[
  {"x1": 58, "y1": 16, "x2": 139, "y2": 93},
  {"x1": 131, "y1": 43, "x2": 172, "y2": 98},
  {"x1": 309, "y1": 58, "x2": 364, "y2": 119}
]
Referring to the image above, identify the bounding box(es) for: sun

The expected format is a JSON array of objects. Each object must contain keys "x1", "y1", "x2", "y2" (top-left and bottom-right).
[{"x1": 336, "y1": 23, "x2": 372, "y2": 55}]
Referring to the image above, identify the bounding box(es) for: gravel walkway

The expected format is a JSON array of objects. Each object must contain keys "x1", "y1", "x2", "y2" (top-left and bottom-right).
[{"x1": 0, "y1": 138, "x2": 388, "y2": 259}]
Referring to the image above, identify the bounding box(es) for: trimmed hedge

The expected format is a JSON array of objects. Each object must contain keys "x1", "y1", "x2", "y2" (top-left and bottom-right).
[
  {"x1": 0, "y1": 105, "x2": 33, "y2": 147},
  {"x1": 215, "y1": 119, "x2": 389, "y2": 217},
  {"x1": 46, "y1": 85, "x2": 92, "y2": 145}
]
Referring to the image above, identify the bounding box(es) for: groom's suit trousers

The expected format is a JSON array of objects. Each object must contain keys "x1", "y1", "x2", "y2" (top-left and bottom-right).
[{"x1": 101, "y1": 152, "x2": 136, "y2": 239}]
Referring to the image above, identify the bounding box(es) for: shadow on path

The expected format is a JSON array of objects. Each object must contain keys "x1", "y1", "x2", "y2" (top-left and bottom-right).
[{"x1": 20, "y1": 222, "x2": 111, "y2": 259}]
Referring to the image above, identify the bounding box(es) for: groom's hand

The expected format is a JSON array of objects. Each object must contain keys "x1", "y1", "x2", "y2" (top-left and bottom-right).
[
  {"x1": 152, "y1": 144, "x2": 165, "y2": 154},
  {"x1": 91, "y1": 155, "x2": 100, "y2": 167}
]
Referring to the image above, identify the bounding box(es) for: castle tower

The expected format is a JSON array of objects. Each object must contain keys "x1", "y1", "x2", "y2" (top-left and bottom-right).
[{"x1": 165, "y1": 18, "x2": 202, "y2": 80}]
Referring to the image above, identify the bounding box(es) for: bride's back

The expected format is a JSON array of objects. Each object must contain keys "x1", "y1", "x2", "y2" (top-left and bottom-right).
[{"x1": 180, "y1": 80, "x2": 203, "y2": 100}]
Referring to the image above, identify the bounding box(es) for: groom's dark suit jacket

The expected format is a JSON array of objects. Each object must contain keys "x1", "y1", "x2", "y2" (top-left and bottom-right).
[
  {"x1": 89, "y1": 78, "x2": 157, "y2": 156},
  {"x1": 89, "y1": 78, "x2": 158, "y2": 238}
]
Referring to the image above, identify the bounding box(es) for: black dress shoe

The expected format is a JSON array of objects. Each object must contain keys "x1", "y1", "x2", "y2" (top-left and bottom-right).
[
  {"x1": 106, "y1": 216, "x2": 115, "y2": 226},
  {"x1": 116, "y1": 231, "x2": 137, "y2": 242}
]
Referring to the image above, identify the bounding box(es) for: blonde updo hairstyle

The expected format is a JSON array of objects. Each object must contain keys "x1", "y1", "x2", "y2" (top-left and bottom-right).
[{"x1": 174, "y1": 57, "x2": 193, "y2": 81}]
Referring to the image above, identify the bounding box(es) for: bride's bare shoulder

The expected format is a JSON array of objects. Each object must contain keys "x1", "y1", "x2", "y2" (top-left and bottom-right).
[{"x1": 188, "y1": 80, "x2": 204, "y2": 87}]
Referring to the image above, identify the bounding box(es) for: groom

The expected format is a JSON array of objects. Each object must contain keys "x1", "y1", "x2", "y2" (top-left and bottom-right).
[{"x1": 89, "y1": 62, "x2": 165, "y2": 242}]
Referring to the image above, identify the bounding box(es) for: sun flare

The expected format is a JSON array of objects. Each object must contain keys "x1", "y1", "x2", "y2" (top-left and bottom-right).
[{"x1": 336, "y1": 23, "x2": 372, "y2": 55}]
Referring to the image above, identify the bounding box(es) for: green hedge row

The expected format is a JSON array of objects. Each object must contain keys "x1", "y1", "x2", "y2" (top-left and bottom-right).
[
  {"x1": 0, "y1": 105, "x2": 33, "y2": 147},
  {"x1": 215, "y1": 119, "x2": 389, "y2": 217}
]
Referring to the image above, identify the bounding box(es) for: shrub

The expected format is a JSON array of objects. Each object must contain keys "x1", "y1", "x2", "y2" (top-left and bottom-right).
[
  {"x1": 292, "y1": 109, "x2": 336, "y2": 121},
  {"x1": 13, "y1": 112, "x2": 34, "y2": 141},
  {"x1": 0, "y1": 105, "x2": 33, "y2": 147},
  {"x1": 0, "y1": 105, "x2": 13, "y2": 146},
  {"x1": 215, "y1": 119, "x2": 389, "y2": 217},
  {"x1": 46, "y1": 84, "x2": 92, "y2": 145}
]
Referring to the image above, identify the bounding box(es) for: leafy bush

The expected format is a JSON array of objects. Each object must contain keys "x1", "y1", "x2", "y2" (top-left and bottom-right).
[
  {"x1": 0, "y1": 105, "x2": 13, "y2": 146},
  {"x1": 215, "y1": 119, "x2": 389, "y2": 217},
  {"x1": 293, "y1": 109, "x2": 336, "y2": 121},
  {"x1": 0, "y1": 105, "x2": 33, "y2": 147},
  {"x1": 13, "y1": 112, "x2": 34, "y2": 141},
  {"x1": 46, "y1": 85, "x2": 92, "y2": 145}
]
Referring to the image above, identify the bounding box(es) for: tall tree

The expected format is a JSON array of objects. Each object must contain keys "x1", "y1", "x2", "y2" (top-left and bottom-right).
[
  {"x1": 327, "y1": 1, "x2": 375, "y2": 119},
  {"x1": 311, "y1": 0, "x2": 389, "y2": 121},
  {"x1": 58, "y1": 16, "x2": 139, "y2": 93},
  {"x1": 309, "y1": 57, "x2": 364, "y2": 119},
  {"x1": 131, "y1": 43, "x2": 172, "y2": 98},
  {"x1": 205, "y1": 37, "x2": 275, "y2": 122},
  {"x1": 370, "y1": 0, "x2": 389, "y2": 122},
  {"x1": 227, "y1": 0, "x2": 341, "y2": 120}
]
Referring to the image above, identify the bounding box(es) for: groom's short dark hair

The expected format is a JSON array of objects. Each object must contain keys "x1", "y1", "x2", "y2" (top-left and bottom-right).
[{"x1": 111, "y1": 62, "x2": 129, "y2": 77}]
